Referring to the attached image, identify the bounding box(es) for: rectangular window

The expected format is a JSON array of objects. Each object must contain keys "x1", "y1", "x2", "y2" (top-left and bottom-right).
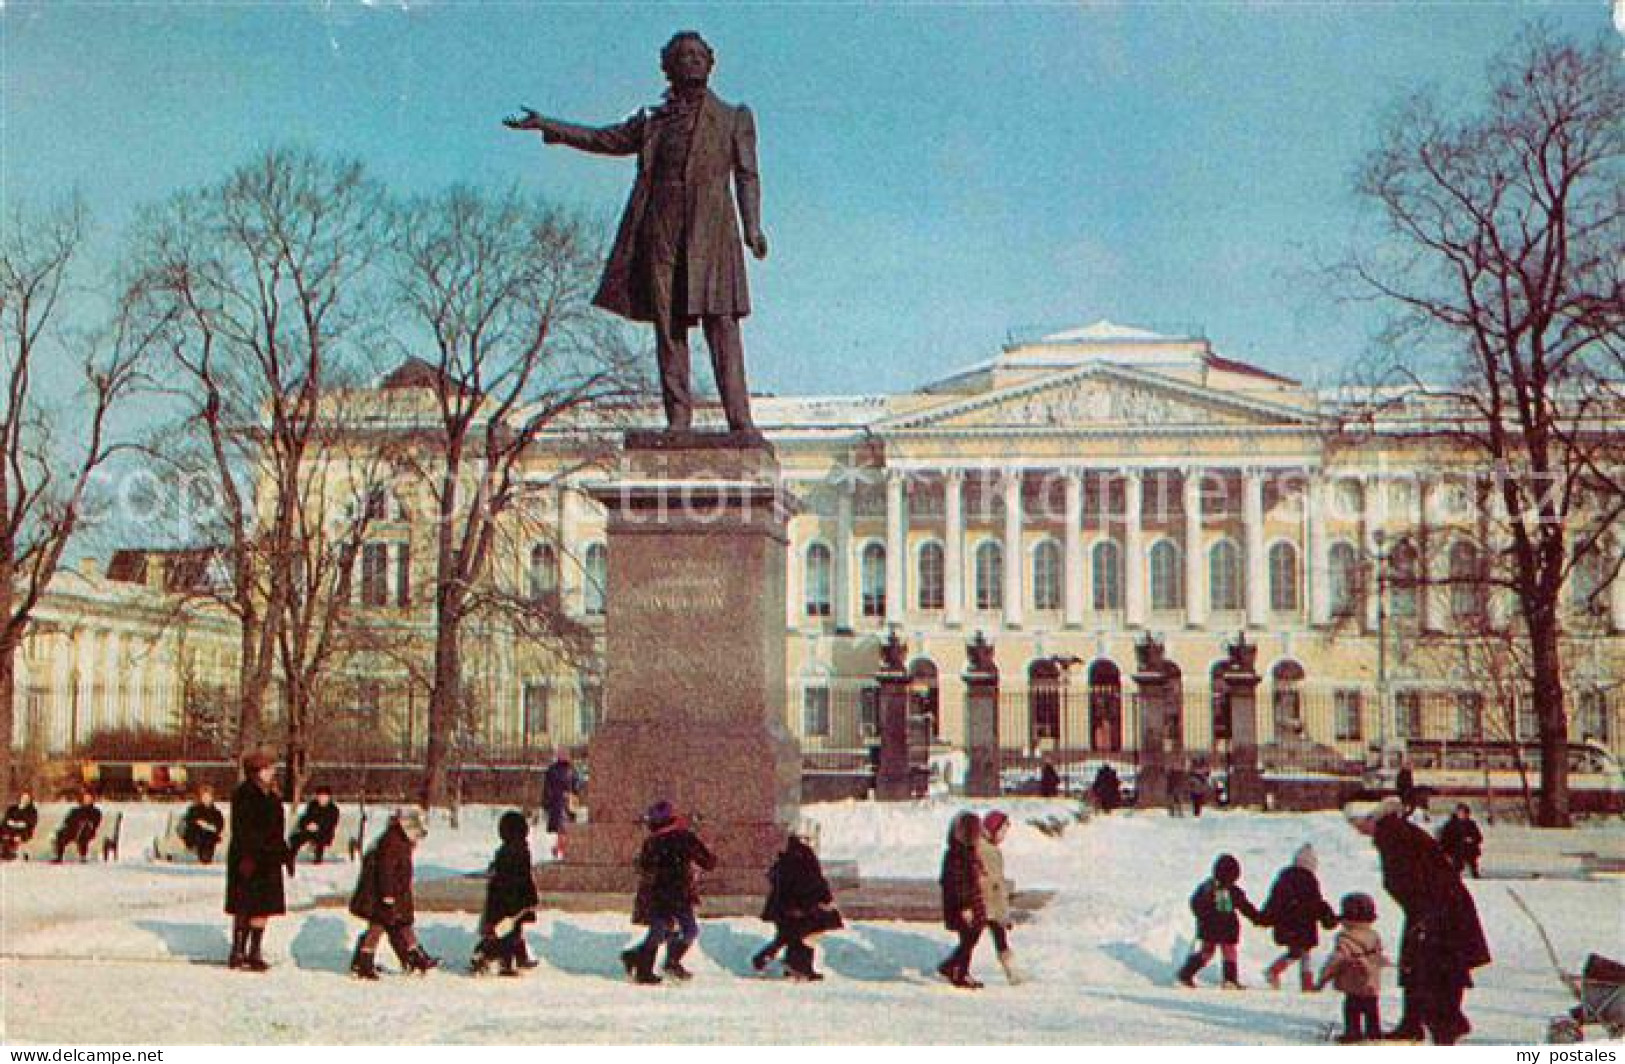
[
  {"x1": 394, "y1": 543, "x2": 411, "y2": 607},
  {"x1": 802, "y1": 686, "x2": 831, "y2": 738},
  {"x1": 1396, "y1": 691, "x2": 1423, "y2": 741},
  {"x1": 1454, "y1": 692, "x2": 1484, "y2": 741},
  {"x1": 1335, "y1": 689, "x2": 1364, "y2": 742},
  {"x1": 578, "y1": 681, "x2": 602, "y2": 737},
  {"x1": 859, "y1": 685, "x2": 880, "y2": 738},
  {"x1": 1578, "y1": 689, "x2": 1610, "y2": 745},
  {"x1": 522, "y1": 681, "x2": 550, "y2": 741},
  {"x1": 361, "y1": 542, "x2": 389, "y2": 607}
]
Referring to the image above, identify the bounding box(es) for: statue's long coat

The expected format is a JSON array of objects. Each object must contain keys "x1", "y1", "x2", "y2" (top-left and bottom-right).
[{"x1": 537, "y1": 90, "x2": 761, "y2": 322}]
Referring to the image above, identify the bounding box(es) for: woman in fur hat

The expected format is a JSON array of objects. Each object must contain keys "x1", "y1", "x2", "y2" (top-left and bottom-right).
[
  {"x1": 224, "y1": 750, "x2": 290, "y2": 971},
  {"x1": 348, "y1": 807, "x2": 440, "y2": 979},
  {"x1": 1260, "y1": 842, "x2": 1339, "y2": 991}
]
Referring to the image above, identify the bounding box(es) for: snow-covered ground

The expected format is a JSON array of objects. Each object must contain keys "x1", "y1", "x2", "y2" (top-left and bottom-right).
[{"x1": 2, "y1": 799, "x2": 1620, "y2": 1044}]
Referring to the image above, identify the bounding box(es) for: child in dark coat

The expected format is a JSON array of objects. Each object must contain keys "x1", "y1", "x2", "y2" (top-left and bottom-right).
[
  {"x1": 182, "y1": 786, "x2": 226, "y2": 864},
  {"x1": 1260, "y1": 843, "x2": 1338, "y2": 992},
  {"x1": 348, "y1": 808, "x2": 439, "y2": 980},
  {"x1": 287, "y1": 787, "x2": 341, "y2": 864},
  {"x1": 753, "y1": 828, "x2": 842, "y2": 981},
  {"x1": 621, "y1": 800, "x2": 716, "y2": 985},
  {"x1": 1437, "y1": 804, "x2": 1484, "y2": 879},
  {"x1": 1176, "y1": 853, "x2": 1264, "y2": 989},
  {"x1": 1, "y1": 791, "x2": 39, "y2": 860},
  {"x1": 936, "y1": 810, "x2": 988, "y2": 989},
  {"x1": 472, "y1": 811, "x2": 541, "y2": 977},
  {"x1": 1317, "y1": 892, "x2": 1391, "y2": 1043}
]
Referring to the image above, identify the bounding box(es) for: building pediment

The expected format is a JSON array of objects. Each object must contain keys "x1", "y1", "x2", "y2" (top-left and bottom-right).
[{"x1": 877, "y1": 363, "x2": 1317, "y2": 434}]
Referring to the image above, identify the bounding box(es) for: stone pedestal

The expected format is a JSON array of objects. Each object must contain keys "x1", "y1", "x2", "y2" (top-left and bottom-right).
[
  {"x1": 1220, "y1": 634, "x2": 1265, "y2": 807},
  {"x1": 535, "y1": 431, "x2": 801, "y2": 895},
  {"x1": 875, "y1": 665, "x2": 913, "y2": 801},
  {"x1": 963, "y1": 634, "x2": 1001, "y2": 797},
  {"x1": 1131, "y1": 634, "x2": 1181, "y2": 808}
]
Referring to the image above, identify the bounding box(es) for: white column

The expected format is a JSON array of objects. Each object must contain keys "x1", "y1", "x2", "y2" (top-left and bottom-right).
[
  {"x1": 833, "y1": 482, "x2": 855, "y2": 633},
  {"x1": 1364, "y1": 474, "x2": 1383, "y2": 634},
  {"x1": 1063, "y1": 470, "x2": 1085, "y2": 628},
  {"x1": 944, "y1": 470, "x2": 965, "y2": 628},
  {"x1": 885, "y1": 470, "x2": 907, "y2": 626},
  {"x1": 1003, "y1": 471, "x2": 1025, "y2": 629},
  {"x1": 1244, "y1": 468, "x2": 1267, "y2": 627},
  {"x1": 1184, "y1": 468, "x2": 1207, "y2": 628},
  {"x1": 560, "y1": 487, "x2": 580, "y2": 615},
  {"x1": 1124, "y1": 470, "x2": 1146, "y2": 627},
  {"x1": 1489, "y1": 489, "x2": 1514, "y2": 630},
  {"x1": 1307, "y1": 475, "x2": 1330, "y2": 626},
  {"x1": 786, "y1": 517, "x2": 802, "y2": 630}
]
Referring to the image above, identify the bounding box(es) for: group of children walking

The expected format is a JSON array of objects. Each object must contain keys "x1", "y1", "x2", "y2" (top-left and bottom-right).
[{"x1": 1175, "y1": 845, "x2": 1391, "y2": 1043}]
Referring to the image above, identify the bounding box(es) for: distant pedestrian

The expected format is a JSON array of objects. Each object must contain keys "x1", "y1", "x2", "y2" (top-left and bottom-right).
[
  {"x1": 1188, "y1": 764, "x2": 1212, "y2": 818},
  {"x1": 348, "y1": 807, "x2": 439, "y2": 979},
  {"x1": 1318, "y1": 892, "x2": 1391, "y2": 1043},
  {"x1": 1260, "y1": 843, "x2": 1338, "y2": 992},
  {"x1": 1437, "y1": 804, "x2": 1483, "y2": 879},
  {"x1": 621, "y1": 800, "x2": 716, "y2": 985},
  {"x1": 225, "y1": 750, "x2": 289, "y2": 972},
  {"x1": 1175, "y1": 853, "x2": 1264, "y2": 989},
  {"x1": 1039, "y1": 761, "x2": 1061, "y2": 798},
  {"x1": 1090, "y1": 764, "x2": 1122, "y2": 814},
  {"x1": 541, "y1": 751, "x2": 581, "y2": 859}
]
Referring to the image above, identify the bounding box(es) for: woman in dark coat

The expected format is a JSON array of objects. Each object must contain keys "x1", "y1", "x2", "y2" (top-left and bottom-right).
[
  {"x1": 471, "y1": 811, "x2": 541, "y2": 977},
  {"x1": 348, "y1": 808, "x2": 438, "y2": 979},
  {"x1": 225, "y1": 751, "x2": 289, "y2": 971},
  {"x1": 753, "y1": 830, "x2": 842, "y2": 980},
  {"x1": 1358, "y1": 798, "x2": 1491, "y2": 1043},
  {"x1": 936, "y1": 811, "x2": 988, "y2": 988},
  {"x1": 1260, "y1": 843, "x2": 1339, "y2": 991},
  {"x1": 1, "y1": 791, "x2": 39, "y2": 860},
  {"x1": 1176, "y1": 853, "x2": 1264, "y2": 988}
]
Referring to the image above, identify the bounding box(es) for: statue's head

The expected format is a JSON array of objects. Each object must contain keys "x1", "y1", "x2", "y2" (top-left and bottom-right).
[{"x1": 661, "y1": 31, "x2": 715, "y2": 86}]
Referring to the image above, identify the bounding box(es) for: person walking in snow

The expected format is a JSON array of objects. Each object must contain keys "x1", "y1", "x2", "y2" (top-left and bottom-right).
[
  {"x1": 752, "y1": 826, "x2": 842, "y2": 981},
  {"x1": 1187, "y1": 763, "x2": 1212, "y2": 818},
  {"x1": 1436, "y1": 803, "x2": 1483, "y2": 879},
  {"x1": 1175, "y1": 853, "x2": 1264, "y2": 989},
  {"x1": 348, "y1": 807, "x2": 440, "y2": 979},
  {"x1": 621, "y1": 800, "x2": 716, "y2": 985},
  {"x1": 541, "y1": 751, "x2": 581, "y2": 859},
  {"x1": 52, "y1": 789, "x2": 102, "y2": 862},
  {"x1": 1353, "y1": 797, "x2": 1490, "y2": 1043},
  {"x1": 286, "y1": 785, "x2": 340, "y2": 865},
  {"x1": 937, "y1": 810, "x2": 990, "y2": 988},
  {"x1": 1259, "y1": 842, "x2": 1338, "y2": 992},
  {"x1": 1, "y1": 790, "x2": 39, "y2": 860},
  {"x1": 472, "y1": 811, "x2": 540, "y2": 977},
  {"x1": 1317, "y1": 892, "x2": 1391, "y2": 1043},
  {"x1": 977, "y1": 809, "x2": 1023, "y2": 984},
  {"x1": 181, "y1": 785, "x2": 226, "y2": 865},
  {"x1": 225, "y1": 750, "x2": 289, "y2": 971}
]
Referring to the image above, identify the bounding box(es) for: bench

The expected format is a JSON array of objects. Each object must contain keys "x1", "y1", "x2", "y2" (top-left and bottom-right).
[{"x1": 21, "y1": 808, "x2": 122, "y2": 862}]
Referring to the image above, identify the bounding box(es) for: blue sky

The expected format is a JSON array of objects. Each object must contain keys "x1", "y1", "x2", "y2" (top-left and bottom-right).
[{"x1": 2, "y1": 1, "x2": 1613, "y2": 399}]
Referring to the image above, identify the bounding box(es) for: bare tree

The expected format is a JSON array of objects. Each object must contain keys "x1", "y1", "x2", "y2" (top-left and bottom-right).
[
  {"x1": 125, "y1": 148, "x2": 389, "y2": 763},
  {"x1": 1343, "y1": 26, "x2": 1624, "y2": 826},
  {"x1": 388, "y1": 185, "x2": 640, "y2": 808},
  {"x1": 0, "y1": 199, "x2": 146, "y2": 798}
]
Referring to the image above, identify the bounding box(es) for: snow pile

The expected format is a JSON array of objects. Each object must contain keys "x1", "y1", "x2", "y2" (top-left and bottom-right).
[{"x1": 2, "y1": 799, "x2": 1620, "y2": 1044}]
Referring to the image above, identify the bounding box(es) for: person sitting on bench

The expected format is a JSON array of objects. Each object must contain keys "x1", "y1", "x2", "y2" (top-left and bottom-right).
[
  {"x1": 54, "y1": 790, "x2": 103, "y2": 862},
  {"x1": 1, "y1": 790, "x2": 39, "y2": 860},
  {"x1": 182, "y1": 785, "x2": 226, "y2": 864},
  {"x1": 288, "y1": 786, "x2": 340, "y2": 864}
]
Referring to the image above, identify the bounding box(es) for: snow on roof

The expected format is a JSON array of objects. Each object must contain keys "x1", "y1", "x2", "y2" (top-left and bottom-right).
[{"x1": 1037, "y1": 319, "x2": 1178, "y2": 343}]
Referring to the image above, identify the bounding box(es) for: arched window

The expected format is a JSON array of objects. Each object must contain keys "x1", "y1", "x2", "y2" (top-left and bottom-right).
[
  {"x1": 974, "y1": 541, "x2": 1003, "y2": 611},
  {"x1": 1091, "y1": 540, "x2": 1122, "y2": 611},
  {"x1": 1329, "y1": 542, "x2": 1360, "y2": 617},
  {"x1": 1268, "y1": 542, "x2": 1300, "y2": 612},
  {"x1": 583, "y1": 543, "x2": 607, "y2": 616},
  {"x1": 528, "y1": 543, "x2": 559, "y2": 604},
  {"x1": 1388, "y1": 539, "x2": 1420, "y2": 619},
  {"x1": 1209, "y1": 540, "x2": 1243, "y2": 611},
  {"x1": 1087, "y1": 659, "x2": 1122, "y2": 751},
  {"x1": 1149, "y1": 540, "x2": 1183, "y2": 611},
  {"x1": 1032, "y1": 540, "x2": 1062, "y2": 611},
  {"x1": 804, "y1": 543, "x2": 832, "y2": 618},
  {"x1": 860, "y1": 543, "x2": 887, "y2": 618},
  {"x1": 1448, "y1": 541, "x2": 1484, "y2": 624},
  {"x1": 1272, "y1": 660, "x2": 1305, "y2": 736},
  {"x1": 917, "y1": 542, "x2": 945, "y2": 611}
]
